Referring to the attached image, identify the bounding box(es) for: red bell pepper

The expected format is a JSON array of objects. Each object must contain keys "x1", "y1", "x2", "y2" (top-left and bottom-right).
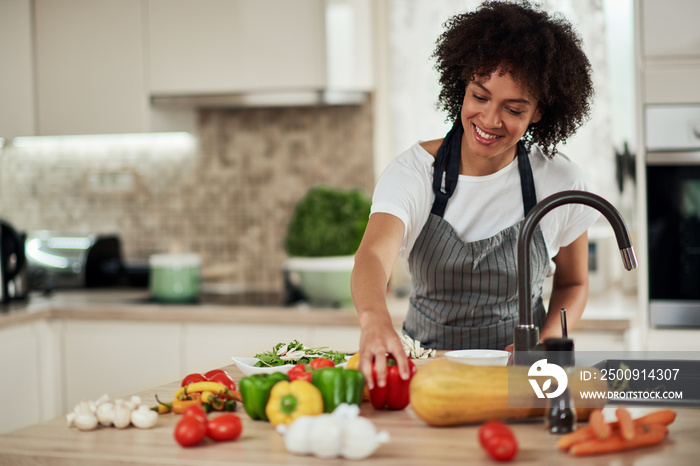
[{"x1": 369, "y1": 356, "x2": 417, "y2": 410}]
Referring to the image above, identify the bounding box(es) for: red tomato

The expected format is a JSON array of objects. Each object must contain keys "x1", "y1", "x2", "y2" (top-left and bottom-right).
[
  {"x1": 206, "y1": 413, "x2": 243, "y2": 442},
  {"x1": 310, "y1": 357, "x2": 335, "y2": 369},
  {"x1": 478, "y1": 422, "x2": 518, "y2": 462},
  {"x1": 182, "y1": 405, "x2": 207, "y2": 424},
  {"x1": 288, "y1": 363, "x2": 312, "y2": 382},
  {"x1": 204, "y1": 369, "x2": 227, "y2": 379},
  {"x1": 208, "y1": 372, "x2": 236, "y2": 391},
  {"x1": 181, "y1": 373, "x2": 207, "y2": 387},
  {"x1": 484, "y1": 435, "x2": 518, "y2": 462},
  {"x1": 174, "y1": 417, "x2": 207, "y2": 447}
]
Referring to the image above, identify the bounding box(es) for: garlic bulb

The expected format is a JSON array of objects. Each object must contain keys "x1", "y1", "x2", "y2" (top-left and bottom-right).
[
  {"x1": 278, "y1": 416, "x2": 314, "y2": 455},
  {"x1": 309, "y1": 415, "x2": 344, "y2": 459},
  {"x1": 342, "y1": 416, "x2": 391, "y2": 460},
  {"x1": 277, "y1": 403, "x2": 390, "y2": 460}
]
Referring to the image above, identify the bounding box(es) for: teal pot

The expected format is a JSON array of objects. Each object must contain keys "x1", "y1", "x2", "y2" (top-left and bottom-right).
[
  {"x1": 283, "y1": 255, "x2": 354, "y2": 308},
  {"x1": 149, "y1": 253, "x2": 201, "y2": 303}
]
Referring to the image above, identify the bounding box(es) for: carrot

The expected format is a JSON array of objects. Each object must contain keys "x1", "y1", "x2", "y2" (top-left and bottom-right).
[
  {"x1": 569, "y1": 423, "x2": 668, "y2": 457},
  {"x1": 616, "y1": 407, "x2": 635, "y2": 440},
  {"x1": 589, "y1": 409, "x2": 611, "y2": 440},
  {"x1": 634, "y1": 409, "x2": 676, "y2": 427},
  {"x1": 556, "y1": 409, "x2": 676, "y2": 451}
]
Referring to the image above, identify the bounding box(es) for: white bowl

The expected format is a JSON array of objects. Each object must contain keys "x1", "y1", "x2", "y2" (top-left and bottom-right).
[
  {"x1": 231, "y1": 356, "x2": 348, "y2": 377},
  {"x1": 444, "y1": 349, "x2": 511, "y2": 366}
]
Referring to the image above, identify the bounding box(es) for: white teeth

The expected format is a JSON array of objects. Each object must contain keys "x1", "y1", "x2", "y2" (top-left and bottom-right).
[{"x1": 474, "y1": 125, "x2": 499, "y2": 140}]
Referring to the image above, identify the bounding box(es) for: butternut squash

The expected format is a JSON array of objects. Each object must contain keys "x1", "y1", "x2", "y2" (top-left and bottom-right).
[{"x1": 409, "y1": 359, "x2": 607, "y2": 426}]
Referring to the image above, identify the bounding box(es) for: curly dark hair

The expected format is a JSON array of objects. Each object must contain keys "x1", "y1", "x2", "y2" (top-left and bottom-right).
[{"x1": 433, "y1": 0, "x2": 593, "y2": 158}]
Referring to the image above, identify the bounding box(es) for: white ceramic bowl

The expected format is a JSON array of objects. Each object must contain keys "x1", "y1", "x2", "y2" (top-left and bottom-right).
[
  {"x1": 444, "y1": 349, "x2": 511, "y2": 366},
  {"x1": 231, "y1": 356, "x2": 348, "y2": 377}
]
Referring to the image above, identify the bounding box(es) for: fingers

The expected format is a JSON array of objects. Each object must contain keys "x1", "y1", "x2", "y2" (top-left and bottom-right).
[
  {"x1": 504, "y1": 343, "x2": 514, "y2": 366},
  {"x1": 358, "y1": 336, "x2": 410, "y2": 390}
]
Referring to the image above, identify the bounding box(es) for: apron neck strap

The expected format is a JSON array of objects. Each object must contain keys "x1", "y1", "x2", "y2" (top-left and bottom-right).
[{"x1": 430, "y1": 124, "x2": 537, "y2": 218}]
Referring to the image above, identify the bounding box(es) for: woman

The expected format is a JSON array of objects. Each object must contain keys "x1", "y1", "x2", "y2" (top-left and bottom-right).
[{"x1": 351, "y1": 0, "x2": 600, "y2": 387}]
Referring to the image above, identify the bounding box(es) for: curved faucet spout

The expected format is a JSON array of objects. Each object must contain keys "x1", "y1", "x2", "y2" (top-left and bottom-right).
[{"x1": 513, "y1": 190, "x2": 637, "y2": 365}]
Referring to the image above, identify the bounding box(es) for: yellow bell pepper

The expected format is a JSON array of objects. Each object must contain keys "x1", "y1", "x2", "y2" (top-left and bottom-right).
[
  {"x1": 346, "y1": 353, "x2": 370, "y2": 401},
  {"x1": 265, "y1": 380, "x2": 323, "y2": 426}
]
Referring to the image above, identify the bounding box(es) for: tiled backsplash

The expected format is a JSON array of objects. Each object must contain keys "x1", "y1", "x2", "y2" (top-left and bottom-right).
[{"x1": 0, "y1": 98, "x2": 375, "y2": 292}]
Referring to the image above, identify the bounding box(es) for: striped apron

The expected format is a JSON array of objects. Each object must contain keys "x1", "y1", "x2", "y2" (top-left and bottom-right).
[{"x1": 403, "y1": 123, "x2": 550, "y2": 350}]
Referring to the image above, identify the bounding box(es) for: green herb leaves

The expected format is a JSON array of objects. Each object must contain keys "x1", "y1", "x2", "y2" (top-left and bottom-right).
[{"x1": 254, "y1": 340, "x2": 347, "y2": 367}]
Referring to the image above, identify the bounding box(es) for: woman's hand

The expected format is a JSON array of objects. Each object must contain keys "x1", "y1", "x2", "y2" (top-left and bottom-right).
[{"x1": 357, "y1": 313, "x2": 410, "y2": 390}]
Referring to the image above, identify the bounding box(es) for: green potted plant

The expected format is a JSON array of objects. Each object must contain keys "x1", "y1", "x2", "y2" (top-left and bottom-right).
[{"x1": 283, "y1": 185, "x2": 371, "y2": 308}]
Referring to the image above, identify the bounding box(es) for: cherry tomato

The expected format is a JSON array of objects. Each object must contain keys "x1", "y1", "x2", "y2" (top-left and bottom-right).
[
  {"x1": 182, "y1": 404, "x2": 207, "y2": 424},
  {"x1": 310, "y1": 357, "x2": 335, "y2": 369},
  {"x1": 484, "y1": 435, "x2": 518, "y2": 462},
  {"x1": 206, "y1": 413, "x2": 243, "y2": 442},
  {"x1": 478, "y1": 422, "x2": 512, "y2": 448},
  {"x1": 208, "y1": 372, "x2": 236, "y2": 391},
  {"x1": 174, "y1": 416, "x2": 207, "y2": 447},
  {"x1": 204, "y1": 369, "x2": 227, "y2": 379},
  {"x1": 478, "y1": 422, "x2": 518, "y2": 462},
  {"x1": 288, "y1": 363, "x2": 313, "y2": 382},
  {"x1": 181, "y1": 373, "x2": 207, "y2": 387}
]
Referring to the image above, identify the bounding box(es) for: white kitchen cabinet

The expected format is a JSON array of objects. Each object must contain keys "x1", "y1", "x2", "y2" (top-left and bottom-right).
[
  {"x1": 182, "y1": 322, "x2": 312, "y2": 373},
  {"x1": 34, "y1": 0, "x2": 147, "y2": 135},
  {"x1": 568, "y1": 330, "x2": 628, "y2": 352},
  {"x1": 147, "y1": 0, "x2": 373, "y2": 98},
  {"x1": 61, "y1": 321, "x2": 181, "y2": 409},
  {"x1": 308, "y1": 325, "x2": 360, "y2": 354},
  {"x1": 33, "y1": 0, "x2": 194, "y2": 135},
  {"x1": 646, "y1": 329, "x2": 700, "y2": 351},
  {"x1": 638, "y1": 0, "x2": 700, "y2": 104},
  {"x1": 640, "y1": 0, "x2": 700, "y2": 59},
  {"x1": 0, "y1": 0, "x2": 35, "y2": 139},
  {"x1": 0, "y1": 323, "x2": 42, "y2": 434}
]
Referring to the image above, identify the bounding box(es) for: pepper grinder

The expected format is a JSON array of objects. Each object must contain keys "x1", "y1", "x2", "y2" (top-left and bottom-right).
[{"x1": 544, "y1": 309, "x2": 576, "y2": 434}]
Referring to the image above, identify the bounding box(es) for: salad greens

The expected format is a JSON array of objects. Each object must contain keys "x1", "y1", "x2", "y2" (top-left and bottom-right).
[{"x1": 254, "y1": 340, "x2": 347, "y2": 367}]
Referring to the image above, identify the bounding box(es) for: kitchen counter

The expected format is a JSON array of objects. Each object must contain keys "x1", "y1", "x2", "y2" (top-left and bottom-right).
[
  {"x1": 0, "y1": 287, "x2": 636, "y2": 332},
  {"x1": 0, "y1": 358, "x2": 697, "y2": 465}
]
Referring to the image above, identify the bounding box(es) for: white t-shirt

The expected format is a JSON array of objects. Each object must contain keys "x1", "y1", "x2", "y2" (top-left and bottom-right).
[{"x1": 371, "y1": 142, "x2": 600, "y2": 271}]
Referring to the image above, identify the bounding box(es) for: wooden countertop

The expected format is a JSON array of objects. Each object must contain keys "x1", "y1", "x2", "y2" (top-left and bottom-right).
[
  {"x1": 0, "y1": 288, "x2": 636, "y2": 332},
  {"x1": 0, "y1": 358, "x2": 697, "y2": 465}
]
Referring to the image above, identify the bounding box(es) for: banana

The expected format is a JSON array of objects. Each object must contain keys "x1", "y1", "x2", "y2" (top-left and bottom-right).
[{"x1": 175, "y1": 381, "x2": 231, "y2": 400}]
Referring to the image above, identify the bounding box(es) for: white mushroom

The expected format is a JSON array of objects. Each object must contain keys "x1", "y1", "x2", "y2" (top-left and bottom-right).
[
  {"x1": 74, "y1": 412, "x2": 99, "y2": 431},
  {"x1": 130, "y1": 405, "x2": 159, "y2": 429},
  {"x1": 96, "y1": 402, "x2": 115, "y2": 427},
  {"x1": 113, "y1": 400, "x2": 132, "y2": 429}
]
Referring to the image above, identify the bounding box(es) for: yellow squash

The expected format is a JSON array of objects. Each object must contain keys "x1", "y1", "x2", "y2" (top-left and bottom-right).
[{"x1": 409, "y1": 359, "x2": 607, "y2": 426}]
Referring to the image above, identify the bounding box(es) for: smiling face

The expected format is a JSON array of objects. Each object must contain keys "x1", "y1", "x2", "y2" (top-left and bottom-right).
[{"x1": 459, "y1": 69, "x2": 542, "y2": 175}]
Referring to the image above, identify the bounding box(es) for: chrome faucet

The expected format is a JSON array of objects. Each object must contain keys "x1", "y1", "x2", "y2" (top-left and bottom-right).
[{"x1": 512, "y1": 190, "x2": 638, "y2": 365}]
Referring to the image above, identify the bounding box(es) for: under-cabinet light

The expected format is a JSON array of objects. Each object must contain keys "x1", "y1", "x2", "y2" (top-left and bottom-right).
[{"x1": 11, "y1": 132, "x2": 196, "y2": 150}]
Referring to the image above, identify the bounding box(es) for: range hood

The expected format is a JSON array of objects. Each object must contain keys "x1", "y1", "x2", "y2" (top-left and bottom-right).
[
  {"x1": 147, "y1": 0, "x2": 373, "y2": 109},
  {"x1": 151, "y1": 90, "x2": 368, "y2": 109}
]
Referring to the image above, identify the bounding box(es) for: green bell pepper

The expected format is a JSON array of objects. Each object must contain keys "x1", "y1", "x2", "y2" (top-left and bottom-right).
[
  {"x1": 239, "y1": 372, "x2": 289, "y2": 421},
  {"x1": 311, "y1": 367, "x2": 365, "y2": 413}
]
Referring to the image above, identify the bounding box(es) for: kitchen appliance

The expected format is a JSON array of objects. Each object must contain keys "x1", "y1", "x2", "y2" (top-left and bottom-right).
[
  {"x1": 0, "y1": 219, "x2": 29, "y2": 305},
  {"x1": 149, "y1": 253, "x2": 201, "y2": 303},
  {"x1": 24, "y1": 232, "x2": 144, "y2": 290},
  {"x1": 646, "y1": 104, "x2": 700, "y2": 327}
]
